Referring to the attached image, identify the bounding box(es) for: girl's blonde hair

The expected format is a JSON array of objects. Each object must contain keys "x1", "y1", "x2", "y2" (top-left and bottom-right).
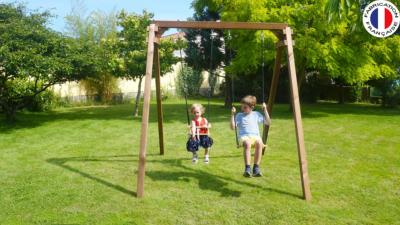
[
  {"x1": 240, "y1": 95, "x2": 257, "y2": 107},
  {"x1": 190, "y1": 103, "x2": 205, "y2": 114}
]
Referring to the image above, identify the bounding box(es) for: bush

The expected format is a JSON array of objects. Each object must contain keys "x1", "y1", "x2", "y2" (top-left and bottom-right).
[
  {"x1": 386, "y1": 81, "x2": 400, "y2": 107},
  {"x1": 176, "y1": 64, "x2": 203, "y2": 97},
  {"x1": 26, "y1": 90, "x2": 61, "y2": 112},
  {"x1": 369, "y1": 77, "x2": 400, "y2": 107},
  {"x1": 300, "y1": 72, "x2": 320, "y2": 103},
  {"x1": 80, "y1": 73, "x2": 119, "y2": 103}
]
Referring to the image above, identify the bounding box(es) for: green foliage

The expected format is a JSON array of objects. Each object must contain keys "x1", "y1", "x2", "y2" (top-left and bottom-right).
[
  {"x1": 79, "y1": 74, "x2": 119, "y2": 103},
  {"x1": 183, "y1": 7, "x2": 228, "y2": 99},
  {"x1": 26, "y1": 89, "x2": 59, "y2": 112},
  {"x1": 116, "y1": 10, "x2": 178, "y2": 116},
  {"x1": 191, "y1": 0, "x2": 400, "y2": 87},
  {"x1": 184, "y1": 8, "x2": 225, "y2": 72},
  {"x1": 115, "y1": 10, "x2": 178, "y2": 80},
  {"x1": 0, "y1": 3, "x2": 97, "y2": 121},
  {"x1": 115, "y1": 10, "x2": 152, "y2": 80},
  {"x1": 65, "y1": 4, "x2": 120, "y2": 102},
  {"x1": 369, "y1": 76, "x2": 400, "y2": 107},
  {"x1": 176, "y1": 64, "x2": 203, "y2": 97}
]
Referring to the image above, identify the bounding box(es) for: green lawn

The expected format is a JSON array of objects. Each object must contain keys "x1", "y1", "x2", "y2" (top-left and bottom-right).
[{"x1": 1, "y1": 100, "x2": 399, "y2": 225}]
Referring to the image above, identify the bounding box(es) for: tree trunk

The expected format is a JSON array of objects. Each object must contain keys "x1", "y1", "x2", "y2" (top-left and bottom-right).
[
  {"x1": 381, "y1": 91, "x2": 387, "y2": 107},
  {"x1": 3, "y1": 103, "x2": 17, "y2": 122},
  {"x1": 288, "y1": 68, "x2": 305, "y2": 112},
  {"x1": 133, "y1": 76, "x2": 144, "y2": 117},
  {"x1": 224, "y1": 75, "x2": 232, "y2": 108},
  {"x1": 338, "y1": 85, "x2": 345, "y2": 104},
  {"x1": 208, "y1": 71, "x2": 216, "y2": 99},
  {"x1": 297, "y1": 68, "x2": 306, "y2": 96}
]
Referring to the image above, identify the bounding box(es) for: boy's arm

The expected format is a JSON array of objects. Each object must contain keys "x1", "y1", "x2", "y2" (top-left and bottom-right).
[
  {"x1": 230, "y1": 107, "x2": 236, "y2": 130},
  {"x1": 262, "y1": 103, "x2": 271, "y2": 125}
]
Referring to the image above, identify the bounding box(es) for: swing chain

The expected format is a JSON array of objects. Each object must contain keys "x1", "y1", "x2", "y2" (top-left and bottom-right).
[
  {"x1": 261, "y1": 32, "x2": 266, "y2": 102},
  {"x1": 261, "y1": 32, "x2": 265, "y2": 67},
  {"x1": 210, "y1": 29, "x2": 217, "y2": 40}
]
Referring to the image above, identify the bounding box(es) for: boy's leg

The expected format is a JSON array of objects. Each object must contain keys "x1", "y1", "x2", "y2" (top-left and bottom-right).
[
  {"x1": 253, "y1": 139, "x2": 263, "y2": 176},
  {"x1": 243, "y1": 140, "x2": 252, "y2": 177},
  {"x1": 254, "y1": 139, "x2": 263, "y2": 165},
  {"x1": 243, "y1": 140, "x2": 251, "y2": 165}
]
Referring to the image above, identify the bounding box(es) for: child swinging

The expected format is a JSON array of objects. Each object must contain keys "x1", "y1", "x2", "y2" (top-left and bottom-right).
[
  {"x1": 186, "y1": 103, "x2": 213, "y2": 163},
  {"x1": 231, "y1": 95, "x2": 271, "y2": 177}
]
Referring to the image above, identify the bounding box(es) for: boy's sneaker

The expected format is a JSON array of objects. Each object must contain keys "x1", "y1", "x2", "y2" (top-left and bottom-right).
[
  {"x1": 204, "y1": 155, "x2": 209, "y2": 163},
  {"x1": 192, "y1": 153, "x2": 198, "y2": 163},
  {"x1": 252, "y1": 165, "x2": 263, "y2": 177},
  {"x1": 243, "y1": 166, "x2": 252, "y2": 177}
]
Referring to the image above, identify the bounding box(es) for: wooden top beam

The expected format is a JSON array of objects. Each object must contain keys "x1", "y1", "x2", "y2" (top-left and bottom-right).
[{"x1": 153, "y1": 20, "x2": 288, "y2": 31}]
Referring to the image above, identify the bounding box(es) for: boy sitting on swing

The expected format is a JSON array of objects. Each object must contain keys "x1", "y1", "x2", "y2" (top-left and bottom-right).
[
  {"x1": 187, "y1": 103, "x2": 213, "y2": 163},
  {"x1": 231, "y1": 95, "x2": 271, "y2": 177}
]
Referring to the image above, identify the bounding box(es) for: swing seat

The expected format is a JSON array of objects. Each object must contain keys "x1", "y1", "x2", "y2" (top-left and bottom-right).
[
  {"x1": 186, "y1": 135, "x2": 213, "y2": 152},
  {"x1": 238, "y1": 135, "x2": 266, "y2": 148}
]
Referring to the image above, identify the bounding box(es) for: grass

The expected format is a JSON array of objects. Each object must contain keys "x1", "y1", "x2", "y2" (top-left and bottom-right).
[{"x1": 1, "y1": 99, "x2": 399, "y2": 225}]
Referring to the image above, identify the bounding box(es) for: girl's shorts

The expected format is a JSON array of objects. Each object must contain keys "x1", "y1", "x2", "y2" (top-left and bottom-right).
[
  {"x1": 239, "y1": 135, "x2": 263, "y2": 147},
  {"x1": 186, "y1": 135, "x2": 213, "y2": 152}
]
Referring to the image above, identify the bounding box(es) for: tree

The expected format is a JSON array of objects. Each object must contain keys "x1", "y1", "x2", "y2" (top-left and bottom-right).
[
  {"x1": 175, "y1": 65, "x2": 203, "y2": 97},
  {"x1": 191, "y1": 0, "x2": 400, "y2": 104},
  {"x1": 65, "y1": 2, "x2": 120, "y2": 102},
  {"x1": 0, "y1": 3, "x2": 96, "y2": 121},
  {"x1": 325, "y1": 0, "x2": 400, "y2": 106},
  {"x1": 183, "y1": 7, "x2": 226, "y2": 102},
  {"x1": 116, "y1": 10, "x2": 178, "y2": 116},
  {"x1": 365, "y1": 35, "x2": 400, "y2": 107}
]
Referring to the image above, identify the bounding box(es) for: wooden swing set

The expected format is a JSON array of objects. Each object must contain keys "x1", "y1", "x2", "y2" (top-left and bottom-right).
[{"x1": 137, "y1": 21, "x2": 311, "y2": 201}]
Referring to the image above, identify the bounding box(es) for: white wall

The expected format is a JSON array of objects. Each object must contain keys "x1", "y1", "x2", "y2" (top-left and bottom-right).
[{"x1": 52, "y1": 62, "x2": 224, "y2": 98}]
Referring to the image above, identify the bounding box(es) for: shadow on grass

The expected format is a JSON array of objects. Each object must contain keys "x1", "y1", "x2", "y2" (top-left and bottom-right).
[
  {"x1": 47, "y1": 155, "x2": 137, "y2": 197},
  {"x1": 46, "y1": 154, "x2": 301, "y2": 199},
  {"x1": 146, "y1": 170, "x2": 241, "y2": 197},
  {"x1": 147, "y1": 157, "x2": 302, "y2": 199}
]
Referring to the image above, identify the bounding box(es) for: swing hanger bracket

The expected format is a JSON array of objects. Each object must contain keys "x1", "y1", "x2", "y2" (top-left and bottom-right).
[{"x1": 276, "y1": 40, "x2": 295, "y2": 48}]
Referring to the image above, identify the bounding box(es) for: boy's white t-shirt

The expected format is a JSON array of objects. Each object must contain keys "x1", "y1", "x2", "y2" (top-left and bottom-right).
[{"x1": 235, "y1": 111, "x2": 264, "y2": 138}]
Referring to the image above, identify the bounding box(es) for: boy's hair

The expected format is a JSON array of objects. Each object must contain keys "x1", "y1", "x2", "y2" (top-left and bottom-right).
[
  {"x1": 190, "y1": 103, "x2": 205, "y2": 114},
  {"x1": 240, "y1": 95, "x2": 257, "y2": 108}
]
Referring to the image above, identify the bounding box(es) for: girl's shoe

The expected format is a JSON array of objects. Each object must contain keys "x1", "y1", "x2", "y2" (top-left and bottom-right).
[
  {"x1": 192, "y1": 153, "x2": 198, "y2": 163},
  {"x1": 204, "y1": 155, "x2": 209, "y2": 163}
]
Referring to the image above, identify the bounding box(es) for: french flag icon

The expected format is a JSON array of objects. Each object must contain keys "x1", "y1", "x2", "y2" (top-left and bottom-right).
[{"x1": 370, "y1": 7, "x2": 394, "y2": 29}]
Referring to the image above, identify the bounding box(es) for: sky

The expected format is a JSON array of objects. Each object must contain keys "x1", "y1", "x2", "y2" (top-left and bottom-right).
[{"x1": 7, "y1": 0, "x2": 194, "y2": 34}]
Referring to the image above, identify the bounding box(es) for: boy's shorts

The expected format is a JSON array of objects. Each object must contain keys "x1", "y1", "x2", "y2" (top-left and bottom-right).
[
  {"x1": 239, "y1": 135, "x2": 263, "y2": 147},
  {"x1": 186, "y1": 135, "x2": 213, "y2": 152}
]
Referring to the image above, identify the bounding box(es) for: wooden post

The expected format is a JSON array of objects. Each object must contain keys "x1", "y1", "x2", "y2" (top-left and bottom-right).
[
  {"x1": 137, "y1": 24, "x2": 156, "y2": 198},
  {"x1": 154, "y1": 34, "x2": 165, "y2": 155},
  {"x1": 284, "y1": 27, "x2": 311, "y2": 201},
  {"x1": 262, "y1": 45, "x2": 284, "y2": 154}
]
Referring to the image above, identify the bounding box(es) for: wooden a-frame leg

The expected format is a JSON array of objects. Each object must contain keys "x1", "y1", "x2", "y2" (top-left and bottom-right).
[
  {"x1": 137, "y1": 24, "x2": 156, "y2": 198},
  {"x1": 262, "y1": 45, "x2": 284, "y2": 154},
  {"x1": 154, "y1": 35, "x2": 165, "y2": 155},
  {"x1": 285, "y1": 27, "x2": 311, "y2": 201}
]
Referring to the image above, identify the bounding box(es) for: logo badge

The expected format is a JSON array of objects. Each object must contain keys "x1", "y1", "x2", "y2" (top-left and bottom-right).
[{"x1": 363, "y1": 0, "x2": 400, "y2": 38}]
